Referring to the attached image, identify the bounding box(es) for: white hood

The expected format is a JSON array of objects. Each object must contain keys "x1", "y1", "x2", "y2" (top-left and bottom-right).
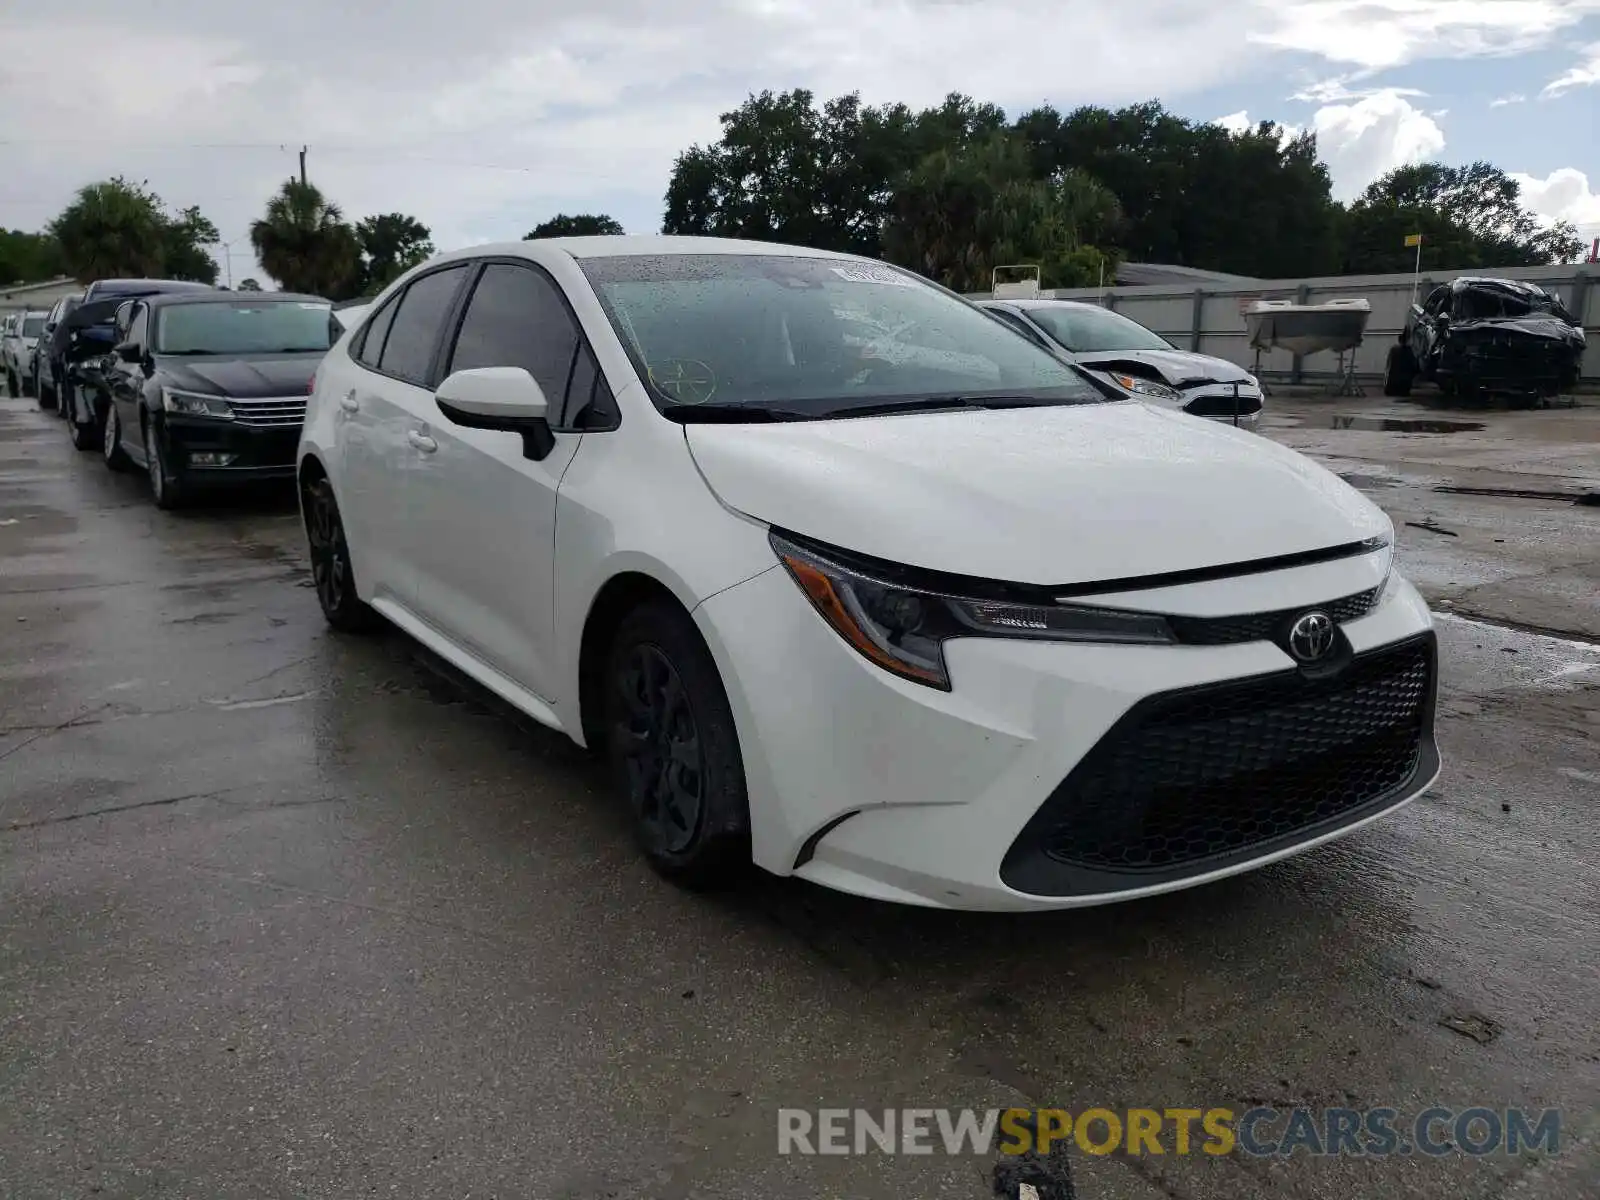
[{"x1": 686, "y1": 401, "x2": 1388, "y2": 586}]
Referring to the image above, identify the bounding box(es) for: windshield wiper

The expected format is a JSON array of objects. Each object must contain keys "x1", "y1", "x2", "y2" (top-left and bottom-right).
[
  {"x1": 817, "y1": 395, "x2": 1069, "y2": 419},
  {"x1": 661, "y1": 402, "x2": 808, "y2": 423},
  {"x1": 165, "y1": 348, "x2": 219, "y2": 355}
]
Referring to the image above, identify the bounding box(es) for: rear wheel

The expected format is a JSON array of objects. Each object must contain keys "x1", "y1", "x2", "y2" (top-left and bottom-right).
[
  {"x1": 1382, "y1": 344, "x2": 1416, "y2": 397},
  {"x1": 34, "y1": 369, "x2": 54, "y2": 410},
  {"x1": 4, "y1": 369, "x2": 17, "y2": 397},
  {"x1": 302, "y1": 476, "x2": 378, "y2": 632},
  {"x1": 604, "y1": 601, "x2": 750, "y2": 887}
]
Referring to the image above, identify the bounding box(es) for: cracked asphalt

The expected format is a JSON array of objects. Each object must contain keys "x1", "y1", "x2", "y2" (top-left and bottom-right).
[{"x1": 2, "y1": 387, "x2": 1598, "y2": 1200}]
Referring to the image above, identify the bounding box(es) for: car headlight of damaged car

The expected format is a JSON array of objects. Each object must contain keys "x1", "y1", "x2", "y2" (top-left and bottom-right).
[
  {"x1": 162, "y1": 388, "x2": 235, "y2": 419},
  {"x1": 1106, "y1": 372, "x2": 1181, "y2": 401},
  {"x1": 771, "y1": 533, "x2": 1175, "y2": 690}
]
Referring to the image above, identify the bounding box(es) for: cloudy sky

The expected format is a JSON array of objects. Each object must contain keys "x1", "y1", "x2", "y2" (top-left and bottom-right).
[{"x1": 2, "y1": 0, "x2": 1597, "y2": 285}]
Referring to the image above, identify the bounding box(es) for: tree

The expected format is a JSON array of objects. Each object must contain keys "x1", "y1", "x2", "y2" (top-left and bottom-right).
[
  {"x1": 525, "y1": 213, "x2": 624, "y2": 238},
  {"x1": 355, "y1": 212, "x2": 434, "y2": 293},
  {"x1": 0, "y1": 229, "x2": 64, "y2": 285},
  {"x1": 238, "y1": 278, "x2": 263, "y2": 291},
  {"x1": 160, "y1": 204, "x2": 221, "y2": 285},
  {"x1": 46, "y1": 178, "x2": 222, "y2": 284},
  {"x1": 1013, "y1": 102, "x2": 1342, "y2": 277},
  {"x1": 249, "y1": 179, "x2": 361, "y2": 299},
  {"x1": 1340, "y1": 162, "x2": 1584, "y2": 273},
  {"x1": 882, "y1": 135, "x2": 1120, "y2": 292},
  {"x1": 662, "y1": 90, "x2": 1005, "y2": 258},
  {"x1": 49, "y1": 178, "x2": 170, "y2": 281}
]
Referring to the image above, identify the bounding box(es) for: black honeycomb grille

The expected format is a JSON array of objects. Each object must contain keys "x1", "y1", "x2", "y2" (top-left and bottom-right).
[
  {"x1": 1031, "y1": 636, "x2": 1432, "y2": 875},
  {"x1": 1168, "y1": 586, "x2": 1382, "y2": 646},
  {"x1": 1184, "y1": 394, "x2": 1264, "y2": 418}
]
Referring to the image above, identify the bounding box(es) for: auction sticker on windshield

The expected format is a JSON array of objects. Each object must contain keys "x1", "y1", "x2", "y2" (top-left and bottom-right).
[{"x1": 832, "y1": 265, "x2": 915, "y2": 287}]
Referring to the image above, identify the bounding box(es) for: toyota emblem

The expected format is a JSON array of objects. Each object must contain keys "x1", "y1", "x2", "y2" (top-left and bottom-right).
[{"x1": 1287, "y1": 611, "x2": 1336, "y2": 662}]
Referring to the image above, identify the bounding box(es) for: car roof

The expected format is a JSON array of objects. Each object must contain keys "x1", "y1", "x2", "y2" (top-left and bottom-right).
[
  {"x1": 86, "y1": 279, "x2": 215, "y2": 298},
  {"x1": 141, "y1": 291, "x2": 328, "y2": 309},
  {"x1": 429, "y1": 234, "x2": 863, "y2": 267}
]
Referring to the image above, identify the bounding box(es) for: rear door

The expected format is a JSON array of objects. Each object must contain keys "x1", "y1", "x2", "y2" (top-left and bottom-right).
[
  {"x1": 336, "y1": 264, "x2": 471, "y2": 609},
  {"x1": 406, "y1": 260, "x2": 595, "y2": 701}
]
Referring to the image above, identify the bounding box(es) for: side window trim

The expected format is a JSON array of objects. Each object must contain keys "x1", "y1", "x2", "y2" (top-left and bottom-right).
[
  {"x1": 441, "y1": 256, "x2": 620, "y2": 434},
  {"x1": 353, "y1": 291, "x2": 401, "y2": 366},
  {"x1": 356, "y1": 263, "x2": 471, "y2": 387}
]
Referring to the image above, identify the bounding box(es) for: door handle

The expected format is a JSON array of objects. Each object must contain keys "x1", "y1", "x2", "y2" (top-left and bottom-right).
[
  {"x1": 407, "y1": 430, "x2": 438, "y2": 454},
  {"x1": 339, "y1": 391, "x2": 359, "y2": 413}
]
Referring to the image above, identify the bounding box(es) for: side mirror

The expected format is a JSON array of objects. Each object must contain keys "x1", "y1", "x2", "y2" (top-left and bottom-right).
[
  {"x1": 435, "y1": 366, "x2": 555, "y2": 461},
  {"x1": 114, "y1": 342, "x2": 142, "y2": 363}
]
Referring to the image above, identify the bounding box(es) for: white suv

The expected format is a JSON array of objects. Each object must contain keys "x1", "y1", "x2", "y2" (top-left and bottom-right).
[{"x1": 298, "y1": 236, "x2": 1438, "y2": 911}]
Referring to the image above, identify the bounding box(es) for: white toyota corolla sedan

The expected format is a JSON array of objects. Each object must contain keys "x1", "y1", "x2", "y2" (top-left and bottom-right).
[{"x1": 297, "y1": 236, "x2": 1439, "y2": 912}]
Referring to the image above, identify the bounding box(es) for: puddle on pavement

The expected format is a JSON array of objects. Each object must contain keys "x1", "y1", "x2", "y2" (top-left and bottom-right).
[
  {"x1": 1433, "y1": 611, "x2": 1600, "y2": 695},
  {"x1": 1331, "y1": 415, "x2": 1486, "y2": 433}
]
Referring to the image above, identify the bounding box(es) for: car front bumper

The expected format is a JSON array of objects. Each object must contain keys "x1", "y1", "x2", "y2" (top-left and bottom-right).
[
  {"x1": 163, "y1": 414, "x2": 302, "y2": 481},
  {"x1": 696, "y1": 559, "x2": 1436, "y2": 911}
]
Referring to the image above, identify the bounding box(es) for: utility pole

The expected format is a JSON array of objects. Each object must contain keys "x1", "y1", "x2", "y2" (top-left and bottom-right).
[{"x1": 299, "y1": 146, "x2": 307, "y2": 186}]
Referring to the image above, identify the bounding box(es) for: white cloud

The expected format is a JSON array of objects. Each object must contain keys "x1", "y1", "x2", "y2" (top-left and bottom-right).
[
  {"x1": 1542, "y1": 40, "x2": 1600, "y2": 95},
  {"x1": 1290, "y1": 74, "x2": 1424, "y2": 103},
  {"x1": 1255, "y1": 0, "x2": 1600, "y2": 70},
  {"x1": 1511, "y1": 168, "x2": 1600, "y2": 241},
  {"x1": 1310, "y1": 90, "x2": 1447, "y2": 199},
  {"x1": 1212, "y1": 112, "x2": 1305, "y2": 144},
  {"x1": 1489, "y1": 93, "x2": 1528, "y2": 106}
]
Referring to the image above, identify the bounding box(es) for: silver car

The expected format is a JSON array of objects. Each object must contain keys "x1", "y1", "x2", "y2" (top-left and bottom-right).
[{"x1": 979, "y1": 298, "x2": 1264, "y2": 430}]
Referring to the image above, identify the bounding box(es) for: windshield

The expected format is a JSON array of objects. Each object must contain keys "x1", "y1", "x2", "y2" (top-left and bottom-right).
[
  {"x1": 1455, "y1": 283, "x2": 1573, "y2": 322},
  {"x1": 578, "y1": 253, "x2": 1104, "y2": 414},
  {"x1": 1025, "y1": 305, "x2": 1173, "y2": 353},
  {"x1": 22, "y1": 315, "x2": 46, "y2": 337},
  {"x1": 155, "y1": 301, "x2": 335, "y2": 355}
]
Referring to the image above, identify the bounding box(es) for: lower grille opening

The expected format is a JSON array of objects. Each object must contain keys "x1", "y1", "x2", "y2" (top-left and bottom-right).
[
  {"x1": 1001, "y1": 635, "x2": 1436, "y2": 895},
  {"x1": 1185, "y1": 394, "x2": 1264, "y2": 418}
]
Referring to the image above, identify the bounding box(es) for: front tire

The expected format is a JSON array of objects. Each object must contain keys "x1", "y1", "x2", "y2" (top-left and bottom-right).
[
  {"x1": 102, "y1": 405, "x2": 131, "y2": 471},
  {"x1": 302, "y1": 476, "x2": 378, "y2": 632},
  {"x1": 1383, "y1": 344, "x2": 1416, "y2": 397},
  {"x1": 68, "y1": 386, "x2": 100, "y2": 450},
  {"x1": 604, "y1": 601, "x2": 750, "y2": 887},
  {"x1": 143, "y1": 416, "x2": 185, "y2": 509}
]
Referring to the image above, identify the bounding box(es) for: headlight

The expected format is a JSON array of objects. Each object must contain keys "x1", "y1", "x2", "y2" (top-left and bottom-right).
[
  {"x1": 1106, "y1": 372, "x2": 1180, "y2": 401},
  {"x1": 162, "y1": 388, "x2": 234, "y2": 419},
  {"x1": 770, "y1": 533, "x2": 1175, "y2": 690}
]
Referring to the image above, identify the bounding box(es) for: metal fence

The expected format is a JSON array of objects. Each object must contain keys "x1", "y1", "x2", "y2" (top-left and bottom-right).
[{"x1": 971, "y1": 263, "x2": 1597, "y2": 389}]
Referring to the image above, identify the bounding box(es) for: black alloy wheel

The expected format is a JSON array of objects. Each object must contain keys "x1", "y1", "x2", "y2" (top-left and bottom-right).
[
  {"x1": 605, "y1": 602, "x2": 750, "y2": 885},
  {"x1": 303, "y1": 477, "x2": 377, "y2": 632}
]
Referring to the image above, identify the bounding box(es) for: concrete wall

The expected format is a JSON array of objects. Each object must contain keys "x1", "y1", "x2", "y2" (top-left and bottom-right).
[{"x1": 971, "y1": 263, "x2": 1598, "y2": 388}]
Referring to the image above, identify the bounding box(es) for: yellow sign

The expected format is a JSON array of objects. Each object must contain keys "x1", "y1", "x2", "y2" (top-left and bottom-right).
[{"x1": 1404, "y1": 233, "x2": 1424, "y2": 247}]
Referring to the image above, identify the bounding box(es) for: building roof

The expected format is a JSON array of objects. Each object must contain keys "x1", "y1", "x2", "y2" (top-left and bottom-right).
[
  {"x1": 1114, "y1": 261, "x2": 1263, "y2": 287},
  {"x1": 2, "y1": 276, "x2": 80, "y2": 301}
]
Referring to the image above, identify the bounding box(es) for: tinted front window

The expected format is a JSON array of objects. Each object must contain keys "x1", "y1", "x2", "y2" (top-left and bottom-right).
[
  {"x1": 448, "y1": 263, "x2": 580, "y2": 411},
  {"x1": 1025, "y1": 305, "x2": 1172, "y2": 353},
  {"x1": 578, "y1": 254, "x2": 1100, "y2": 412},
  {"x1": 22, "y1": 316, "x2": 46, "y2": 337},
  {"x1": 379, "y1": 266, "x2": 467, "y2": 383},
  {"x1": 155, "y1": 302, "x2": 335, "y2": 355}
]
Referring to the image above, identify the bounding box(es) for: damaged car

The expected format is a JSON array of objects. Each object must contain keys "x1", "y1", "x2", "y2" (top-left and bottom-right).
[
  {"x1": 1384, "y1": 277, "x2": 1586, "y2": 404},
  {"x1": 978, "y1": 298, "x2": 1264, "y2": 430}
]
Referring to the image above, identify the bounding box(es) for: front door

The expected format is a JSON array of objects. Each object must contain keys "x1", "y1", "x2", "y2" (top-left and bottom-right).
[{"x1": 404, "y1": 261, "x2": 590, "y2": 703}]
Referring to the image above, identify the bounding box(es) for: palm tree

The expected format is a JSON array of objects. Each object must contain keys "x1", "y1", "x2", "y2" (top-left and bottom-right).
[{"x1": 249, "y1": 180, "x2": 360, "y2": 298}]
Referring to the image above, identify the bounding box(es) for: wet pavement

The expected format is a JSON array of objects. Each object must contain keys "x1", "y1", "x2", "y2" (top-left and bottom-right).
[{"x1": 2, "y1": 390, "x2": 1598, "y2": 1200}]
